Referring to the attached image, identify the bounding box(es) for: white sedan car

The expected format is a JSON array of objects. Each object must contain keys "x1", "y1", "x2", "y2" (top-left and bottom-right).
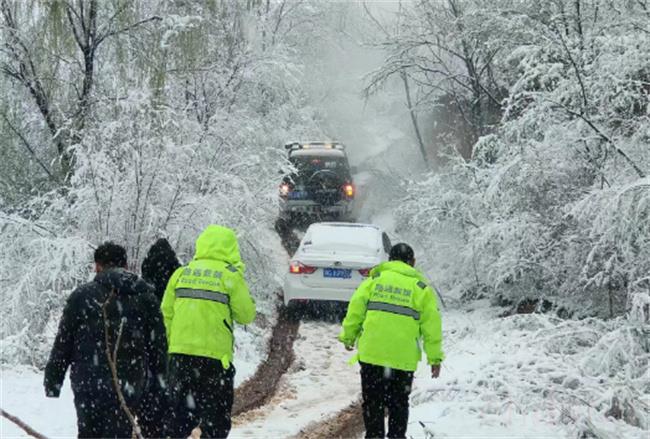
[{"x1": 283, "y1": 222, "x2": 392, "y2": 306}]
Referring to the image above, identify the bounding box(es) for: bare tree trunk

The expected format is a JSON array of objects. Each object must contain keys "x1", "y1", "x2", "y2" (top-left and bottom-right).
[
  {"x1": 261, "y1": 0, "x2": 270, "y2": 51},
  {"x1": 1, "y1": 0, "x2": 160, "y2": 183},
  {"x1": 65, "y1": 0, "x2": 99, "y2": 168},
  {"x1": 0, "y1": 112, "x2": 59, "y2": 183},
  {"x1": 400, "y1": 71, "x2": 429, "y2": 167},
  {"x1": 575, "y1": 0, "x2": 585, "y2": 52},
  {"x1": 0, "y1": 0, "x2": 71, "y2": 179}
]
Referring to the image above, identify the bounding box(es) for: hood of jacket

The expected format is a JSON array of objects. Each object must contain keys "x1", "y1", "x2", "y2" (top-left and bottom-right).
[
  {"x1": 193, "y1": 225, "x2": 245, "y2": 273},
  {"x1": 95, "y1": 268, "x2": 151, "y2": 296},
  {"x1": 141, "y1": 238, "x2": 180, "y2": 284},
  {"x1": 369, "y1": 260, "x2": 429, "y2": 284}
]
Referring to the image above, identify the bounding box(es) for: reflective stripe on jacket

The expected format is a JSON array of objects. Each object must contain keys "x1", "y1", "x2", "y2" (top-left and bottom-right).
[
  {"x1": 338, "y1": 260, "x2": 443, "y2": 372},
  {"x1": 161, "y1": 225, "x2": 256, "y2": 368}
]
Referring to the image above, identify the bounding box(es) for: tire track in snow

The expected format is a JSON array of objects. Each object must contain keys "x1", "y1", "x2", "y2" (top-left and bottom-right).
[
  {"x1": 231, "y1": 321, "x2": 361, "y2": 437},
  {"x1": 232, "y1": 305, "x2": 300, "y2": 416},
  {"x1": 232, "y1": 203, "x2": 370, "y2": 434},
  {"x1": 232, "y1": 224, "x2": 302, "y2": 417},
  {"x1": 291, "y1": 400, "x2": 364, "y2": 439},
  {"x1": 286, "y1": 170, "x2": 388, "y2": 438}
]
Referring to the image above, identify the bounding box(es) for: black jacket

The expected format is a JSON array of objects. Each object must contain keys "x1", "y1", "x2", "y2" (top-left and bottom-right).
[
  {"x1": 141, "y1": 238, "x2": 181, "y2": 302},
  {"x1": 44, "y1": 269, "x2": 168, "y2": 404}
]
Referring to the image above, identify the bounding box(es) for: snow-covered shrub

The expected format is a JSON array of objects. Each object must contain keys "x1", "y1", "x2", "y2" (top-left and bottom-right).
[
  {"x1": 411, "y1": 308, "x2": 649, "y2": 437},
  {"x1": 0, "y1": 0, "x2": 325, "y2": 365},
  {"x1": 0, "y1": 213, "x2": 91, "y2": 367},
  {"x1": 629, "y1": 293, "x2": 650, "y2": 324},
  {"x1": 390, "y1": 1, "x2": 650, "y2": 317}
]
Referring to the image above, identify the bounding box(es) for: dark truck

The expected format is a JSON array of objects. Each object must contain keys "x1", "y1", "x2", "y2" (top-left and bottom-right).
[{"x1": 278, "y1": 142, "x2": 356, "y2": 226}]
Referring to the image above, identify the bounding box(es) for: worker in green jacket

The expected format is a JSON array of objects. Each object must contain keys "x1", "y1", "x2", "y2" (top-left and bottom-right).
[
  {"x1": 161, "y1": 225, "x2": 256, "y2": 438},
  {"x1": 339, "y1": 243, "x2": 443, "y2": 439}
]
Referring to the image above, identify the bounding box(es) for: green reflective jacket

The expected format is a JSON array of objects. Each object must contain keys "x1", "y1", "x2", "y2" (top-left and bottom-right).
[
  {"x1": 161, "y1": 225, "x2": 256, "y2": 368},
  {"x1": 339, "y1": 261, "x2": 444, "y2": 372}
]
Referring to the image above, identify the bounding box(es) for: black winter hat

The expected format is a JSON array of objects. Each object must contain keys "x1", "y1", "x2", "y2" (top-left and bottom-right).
[
  {"x1": 389, "y1": 243, "x2": 415, "y2": 264},
  {"x1": 141, "y1": 238, "x2": 181, "y2": 301}
]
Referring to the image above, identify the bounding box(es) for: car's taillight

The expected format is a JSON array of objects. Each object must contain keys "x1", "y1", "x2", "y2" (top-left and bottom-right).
[
  {"x1": 359, "y1": 268, "x2": 371, "y2": 277},
  {"x1": 343, "y1": 183, "x2": 354, "y2": 198},
  {"x1": 289, "y1": 261, "x2": 317, "y2": 274},
  {"x1": 279, "y1": 183, "x2": 291, "y2": 197}
]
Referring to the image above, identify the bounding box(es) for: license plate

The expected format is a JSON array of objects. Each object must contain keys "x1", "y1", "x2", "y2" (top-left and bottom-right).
[
  {"x1": 289, "y1": 191, "x2": 308, "y2": 200},
  {"x1": 323, "y1": 268, "x2": 352, "y2": 279}
]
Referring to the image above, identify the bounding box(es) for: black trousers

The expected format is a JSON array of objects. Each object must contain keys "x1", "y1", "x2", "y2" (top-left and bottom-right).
[
  {"x1": 169, "y1": 354, "x2": 235, "y2": 439},
  {"x1": 74, "y1": 390, "x2": 131, "y2": 438},
  {"x1": 137, "y1": 374, "x2": 173, "y2": 438},
  {"x1": 360, "y1": 362, "x2": 414, "y2": 439}
]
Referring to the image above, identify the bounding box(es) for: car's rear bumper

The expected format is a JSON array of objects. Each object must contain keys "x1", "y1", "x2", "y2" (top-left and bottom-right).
[
  {"x1": 283, "y1": 275, "x2": 357, "y2": 305},
  {"x1": 279, "y1": 199, "x2": 353, "y2": 215}
]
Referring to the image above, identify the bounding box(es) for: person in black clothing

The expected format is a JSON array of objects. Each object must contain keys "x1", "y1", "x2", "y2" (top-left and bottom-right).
[
  {"x1": 141, "y1": 237, "x2": 181, "y2": 302},
  {"x1": 139, "y1": 237, "x2": 180, "y2": 437},
  {"x1": 44, "y1": 242, "x2": 168, "y2": 439}
]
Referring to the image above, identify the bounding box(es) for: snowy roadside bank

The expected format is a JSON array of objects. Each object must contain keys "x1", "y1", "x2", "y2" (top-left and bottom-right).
[{"x1": 406, "y1": 304, "x2": 649, "y2": 439}]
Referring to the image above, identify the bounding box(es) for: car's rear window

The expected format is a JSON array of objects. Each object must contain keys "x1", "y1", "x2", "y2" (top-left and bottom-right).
[
  {"x1": 306, "y1": 225, "x2": 379, "y2": 252},
  {"x1": 290, "y1": 156, "x2": 350, "y2": 180}
]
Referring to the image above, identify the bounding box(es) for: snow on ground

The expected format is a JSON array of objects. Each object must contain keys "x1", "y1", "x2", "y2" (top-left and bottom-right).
[
  {"x1": 234, "y1": 324, "x2": 272, "y2": 387},
  {"x1": 234, "y1": 223, "x2": 290, "y2": 385},
  {"x1": 0, "y1": 342, "x2": 266, "y2": 438},
  {"x1": 3, "y1": 302, "x2": 647, "y2": 438},
  {"x1": 406, "y1": 306, "x2": 566, "y2": 438},
  {"x1": 406, "y1": 303, "x2": 649, "y2": 439},
  {"x1": 0, "y1": 330, "x2": 265, "y2": 439},
  {"x1": 1, "y1": 367, "x2": 76, "y2": 437},
  {"x1": 0, "y1": 328, "x2": 267, "y2": 438},
  {"x1": 230, "y1": 321, "x2": 360, "y2": 438}
]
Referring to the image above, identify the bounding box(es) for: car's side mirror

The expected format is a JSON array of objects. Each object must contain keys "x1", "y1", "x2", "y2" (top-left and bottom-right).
[{"x1": 382, "y1": 232, "x2": 392, "y2": 254}]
